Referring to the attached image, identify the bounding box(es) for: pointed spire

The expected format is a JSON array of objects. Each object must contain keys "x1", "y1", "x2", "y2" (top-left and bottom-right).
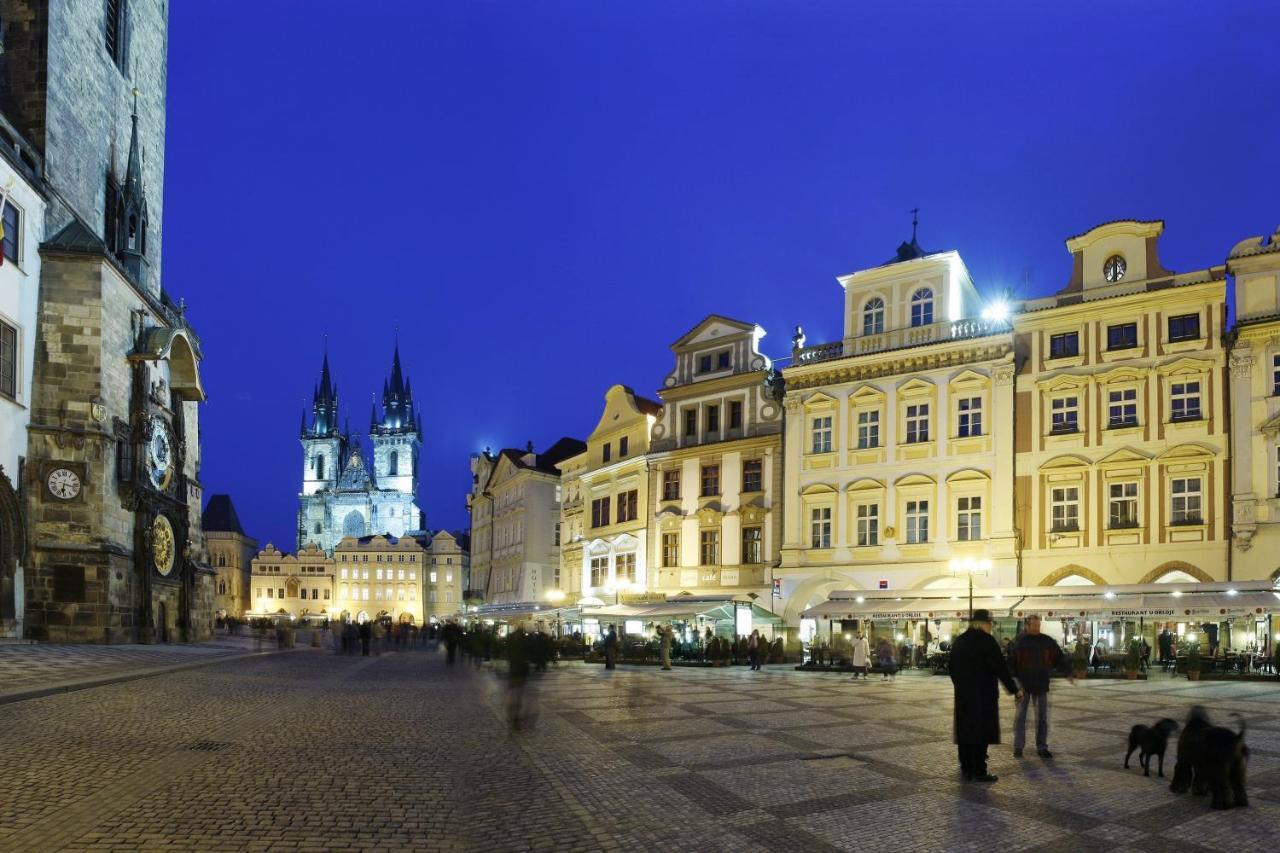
[
  {"x1": 299, "y1": 405, "x2": 307, "y2": 438},
  {"x1": 117, "y1": 87, "x2": 149, "y2": 280},
  {"x1": 370, "y1": 395, "x2": 378, "y2": 431},
  {"x1": 308, "y1": 348, "x2": 340, "y2": 437}
]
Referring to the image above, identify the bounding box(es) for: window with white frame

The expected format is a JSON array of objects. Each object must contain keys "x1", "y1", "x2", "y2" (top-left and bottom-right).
[
  {"x1": 1108, "y1": 388, "x2": 1137, "y2": 428},
  {"x1": 857, "y1": 410, "x2": 880, "y2": 449},
  {"x1": 905, "y1": 404, "x2": 929, "y2": 443},
  {"x1": 616, "y1": 552, "x2": 637, "y2": 583},
  {"x1": 810, "y1": 507, "x2": 832, "y2": 548},
  {"x1": 855, "y1": 503, "x2": 878, "y2": 547},
  {"x1": 956, "y1": 496, "x2": 981, "y2": 541},
  {"x1": 910, "y1": 288, "x2": 933, "y2": 327},
  {"x1": 811, "y1": 416, "x2": 833, "y2": 453},
  {"x1": 590, "y1": 556, "x2": 608, "y2": 588},
  {"x1": 661, "y1": 532, "x2": 679, "y2": 567},
  {"x1": 905, "y1": 500, "x2": 929, "y2": 543},
  {"x1": 957, "y1": 397, "x2": 982, "y2": 437},
  {"x1": 1051, "y1": 396, "x2": 1079, "y2": 433},
  {"x1": 1109, "y1": 482, "x2": 1139, "y2": 528},
  {"x1": 863, "y1": 297, "x2": 885, "y2": 335},
  {"x1": 1170, "y1": 381, "x2": 1201, "y2": 421},
  {"x1": 1050, "y1": 486, "x2": 1080, "y2": 531},
  {"x1": 699, "y1": 530, "x2": 720, "y2": 565},
  {"x1": 1170, "y1": 477, "x2": 1202, "y2": 525},
  {"x1": 0, "y1": 320, "x2": 16, "y2": 399}
]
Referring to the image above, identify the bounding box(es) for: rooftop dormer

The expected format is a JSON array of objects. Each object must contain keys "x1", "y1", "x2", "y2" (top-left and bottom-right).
[{"x1": 1059, "y1": 219, "x2": 1174, "y2": 297}]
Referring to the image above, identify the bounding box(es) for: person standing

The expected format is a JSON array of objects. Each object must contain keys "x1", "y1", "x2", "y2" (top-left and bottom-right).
[
  {"x1": 659, "y1": 625, "x2": 673, "y2": 671},
  {"x1": 850, "y1": 632, "x2": 871, "y2": 680},
  {"x1": 875, "y1": 637, "x2": 897, "y2": 681},
  {"x1": 748, "y1": 630, "x2": 761, "y2": 671},
  {"x1": 603, "y1": 624, "x2": 618, "y2": 670},
  {"x1": 1010, "y1": 614, "x2": 1072, "y2": 759},
  {"x1": 949, "y1": 609, "x2": 1022, "y2": 782}
]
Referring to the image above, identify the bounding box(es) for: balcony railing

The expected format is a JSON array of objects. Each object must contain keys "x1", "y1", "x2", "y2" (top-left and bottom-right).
[{"x1": 792, "y1": 317, "x2": 1008, "y2": 365}]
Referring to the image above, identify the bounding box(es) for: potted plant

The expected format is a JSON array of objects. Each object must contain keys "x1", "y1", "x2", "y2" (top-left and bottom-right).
[
  {"x1": 1124, "y1": 638, "x2": 1142, "y2": 679},
  {"x1": 1185, "y1": 640, "x2": 1202, "y2": 681},
  {"x1": 1072, "y1": 638, "x2": 1090, "y2": 679}
]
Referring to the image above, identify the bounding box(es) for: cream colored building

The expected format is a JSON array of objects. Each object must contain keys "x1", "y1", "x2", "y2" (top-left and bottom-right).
[
  {"x1": 647, "y1": 315, "x2": 783, "y2": 602},
  {"x1": 466, "y1": 439, "x2": 583, "y2": 605},
  {"x1": 569, "y1": 385, "x2": 661, "y2": 603},
  {"x1": 249, "y1": 543, "x2": 334, "y2": 619},
  {"x1": 202, "y1": 495, "x2": 258, "y2": 619},
  {"x1": 332, "y1": 534, "x2": 424, "y2": 623},
  {"x1": 553, "y1": 447, "x2": 589, "y2": 604},
  {"x1": 779, "y1": 235, "x2": 1017, "y2": 623},
  {"x1": 1227, "y1": 225, "x2": 1280, "y2": 582},
  {"x1": 1013, "y1": 220, "x2": 1229, "y2": 588},
  {"x1": 424, "y1": 530, "x2": 468, "y2": 620}
]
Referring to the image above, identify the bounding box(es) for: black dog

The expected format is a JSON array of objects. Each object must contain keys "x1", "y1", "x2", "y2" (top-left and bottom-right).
[
  {"x1": 1169, "y1": 706, "x2": 1212, "y2": 796},
  {"x1": 1125, "y1": 718, "x2": 1179, "y2": 777}
]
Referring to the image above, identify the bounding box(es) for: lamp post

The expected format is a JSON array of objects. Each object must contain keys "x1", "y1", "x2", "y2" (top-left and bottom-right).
[{"x1": 950, "y1": 557, "x2": 992, "y2": 620}]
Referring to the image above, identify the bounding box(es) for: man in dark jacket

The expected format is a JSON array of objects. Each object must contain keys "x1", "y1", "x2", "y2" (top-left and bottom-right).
[
  {"x1": 1010, "y1": 614, "x2": 1072, "y2": 759},
  {"x1": 949, "y1": 609, "x2": 1022, "y2": 782}
]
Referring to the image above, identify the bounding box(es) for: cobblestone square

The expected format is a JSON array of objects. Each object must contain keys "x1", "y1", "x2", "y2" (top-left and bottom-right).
[{"x1": 0, "y1": 648, "x2": 1277, "y2": 851}]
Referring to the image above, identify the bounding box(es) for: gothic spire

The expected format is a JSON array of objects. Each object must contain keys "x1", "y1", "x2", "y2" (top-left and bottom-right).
[
  {"x1": 308, "y1": 351, "x2": 340, "y2": 438},
  {"x1": 117, "y1": 88, "x2": 150, "y2": 280},
  {"x1": 378, "y1": 344, "x2": 416, "y2": 434}
]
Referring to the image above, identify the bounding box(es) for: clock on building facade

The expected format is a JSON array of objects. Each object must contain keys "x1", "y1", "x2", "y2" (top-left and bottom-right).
[{"x1": 1103, "y1": 254, "x2": 1127, "y2": 282}]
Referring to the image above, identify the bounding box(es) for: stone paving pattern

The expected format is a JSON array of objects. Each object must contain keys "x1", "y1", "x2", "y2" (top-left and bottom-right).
[{"x1": 0, "y1": 648, "x2": 1277, "y2": 851}]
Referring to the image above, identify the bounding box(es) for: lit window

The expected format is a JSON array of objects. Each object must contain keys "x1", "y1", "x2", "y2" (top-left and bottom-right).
[
  {"x1": 1109, "y1": 482, "x2": 1139, "y2": 528},
  {"x1": 957, "y1": 397, "x2": 982, "y2": 438},
  {"x1": 1108, "y1": 389, "x2": 1137, "y2": 428},
  {"x1": 446, "y1": 572, "x2": 453, "y2": 583},
  {"x1": 857, "y1": 410, "x2": 879, "y2": 449},
  {"x1": 910, "y1": 288, "x2": 933, "y2": 327},
  {"x1": 1171, "y1": 478, "x2": 1202, "y2": 525},
  {"x1": 430, "y1": 571, "x2": 437, "y2": 583},
  {"x1": 810, "y1": 416, "x2": 833, "y2": 453},
  {"x1": 662, "y1": 470, "x2": 680, "y2": 501},
  {"x1": 742, "y1": 526, "x2": 762, "y2": 564},
  {"x1": 810, "y1": 507, "x2": 832, "y2": 549},
  {"x1": 1051, "y1": 397, "x2": 1079, "y2": 433},
  {"x1": 590, "y1": 557, "x2": 608, "y2": 588},
  {"x1": 863, "y1": 297, "x2": 885, "y2": 335},
  {"x1": 905, "y1": 500, "x2": 929, "y2": 544},
  {"x1": 662, "y1": 532, "x2": 679, "y2": 567},
  {"x1": 1051, "y1": 487, "x2": 1079, "y2": 532},
  {"x1": 956, "y1": 496, "x2": 981, "y2": 541},
  {"x1": 1170, "y1": 381, "x2": 1201, "y2": 421},
  {"x1": 699, "y1": 530, "x2": 720, "y2": 566},
  {"x1": 856, "y1": 504, "x2": 878, "y2": 547},
  {"x1": 617, "y1": 553, "x2": 637, "y2": 583},
  {"x1": 905, "y1": 404, "x2": 929, "y2": 443}
]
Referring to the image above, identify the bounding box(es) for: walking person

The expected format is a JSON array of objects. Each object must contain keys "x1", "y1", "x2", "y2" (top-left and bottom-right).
[
  {"x1": 359, "y1": 619, "x2": 371, "y2": 657},
  {"x1": 850, "y1": 632, "x2": 870, "y2": 680},
  {"x1": 949, "y1": 609, "x2": 1022, "y2": 783},
  {"x1": 659, "y1": 625, "x2": 673, "y2": 671},
  {"x1": 747, "y1": 630, "x2": 760, "y2": 671},
  {"x1": 1010, "y1": 614, "x2": 1072, "y2": 759},
  {"x1": 876, "y1": 637, "x2": 898, "y2": 681},
  {"x1": 603, "y1": 624, "x2": 618, "y2": 670}
]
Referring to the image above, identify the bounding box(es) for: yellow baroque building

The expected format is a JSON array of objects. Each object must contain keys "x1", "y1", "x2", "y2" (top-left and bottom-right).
[
  {"x1": 1013, "y1": 220, "x2": 1229, "y2": 588},
  {"x1": 249, "y1": 543, "x2": 334, "y2": 620},
  {"x1": 332, "y1": 534, "x2": 425, "y2": 624}
]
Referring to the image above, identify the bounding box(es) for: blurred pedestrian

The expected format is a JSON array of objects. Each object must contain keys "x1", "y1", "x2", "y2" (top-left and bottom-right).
[
  {"x1": 603, "y1": 624, "x2": 618, "y2": 670},
  {"x1": 850, "y1": 632, "x2": 870, "y2": 680},
  {"x1": 359, "y1": 619, "x2": 371, "y2": 656},
  {"x1": 659, "y1": 625, "x2": 673, "y2": 671},
  {"x1": 748, "y1": 630, "x2": 762, "y2": 671},
  {"x1": 1010, "y1": 614, "x2": 1072, "y2": 759},
  {"x1": 949, "y1": 609, "x2": 1022, "y2": 783},
  {"x1": 876, "y1": 637, "x2": 897, "y2": 681}
]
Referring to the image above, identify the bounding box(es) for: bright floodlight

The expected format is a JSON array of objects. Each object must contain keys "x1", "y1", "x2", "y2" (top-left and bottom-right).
[{"x1": 981, "y1": 301, "x2": 1010, "y2": 322}]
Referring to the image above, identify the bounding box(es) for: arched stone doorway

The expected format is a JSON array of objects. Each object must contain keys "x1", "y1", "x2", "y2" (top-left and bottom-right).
[{"x1": 1139, "y1": 562, "x2": 1214, "y2": 584}]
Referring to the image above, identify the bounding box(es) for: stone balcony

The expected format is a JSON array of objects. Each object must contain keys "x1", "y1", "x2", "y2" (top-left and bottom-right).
[{"x1": 792, "y1": 317, "x2": 1008, "y2": 366}]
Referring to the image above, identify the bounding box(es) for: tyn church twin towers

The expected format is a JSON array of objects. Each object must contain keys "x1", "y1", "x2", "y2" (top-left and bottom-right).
[{"x1": 297, "y1": 348, "x2": 424, "y2": 552}]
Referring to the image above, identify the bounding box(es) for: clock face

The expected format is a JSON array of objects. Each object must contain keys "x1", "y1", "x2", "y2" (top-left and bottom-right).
[
  {"x1": 47, "y1": 468, "x2": 82, "y2": 500},
  {"x1": 1103, "y1": 254, "x2": 1127, "y2": 283},
  {"x1": 148, "y1": 417, "x2": 174, "y2": 490},
  {"x1": 152, "y1": 514, "x2": 176, "y2": 576}
]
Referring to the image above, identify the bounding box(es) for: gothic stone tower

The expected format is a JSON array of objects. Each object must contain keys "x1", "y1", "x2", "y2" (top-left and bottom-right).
[
  {"x1": 1, "y1": 0, "x2": 213, "y2": 642},
  {"x1": 297, "y1": 353, "x2": 347, "y2": 549}
]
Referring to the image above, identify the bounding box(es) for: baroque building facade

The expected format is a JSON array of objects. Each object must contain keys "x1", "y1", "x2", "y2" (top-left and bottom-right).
[
  {"x1": 202, "y1": 494, "x2": 258, "y2": 619},
  {"x1": 332, "y1": 534, "x2": 423, "y2": 623},
  {"x1": 7, "y1": 0, "x2": 212, "y2": 642},
  {"x1": 249, "y1": 543, "x2": 333, "y2": 619},
  {"x1": 648, "y1": 315, "x2": 783, "y2": 603},
  {"x1": 424, "y1": 530, "x2": 468, "y2": 620},
  {"x1": 297, "y1": 348, "x2": 424, "y2": 553}
]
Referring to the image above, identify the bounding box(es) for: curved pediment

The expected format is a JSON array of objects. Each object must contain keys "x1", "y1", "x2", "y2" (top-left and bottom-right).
[
  {"x1": 1038, "y1": 373, "x2": 1088, "y2": 392},
  {"x1": 945, "y1": 467, "x2": 990, "y2": 483},
  {"x1": 1157, "y1": 356, "x2": 1215, "y2": 377},
  {"x1": 894, "y1": 472, "x2": 936, "y2": 488},
  {"x1": 845, "y1": 477, "x2": 886, "y2": 492},
  {"x1": 1157, "y1": 442, "x2": 1217, "y2": 461},
  {"x1": 1095, "y1": 365, "x2": 1143, "y2": 385},
  {"x1": 1040, "y1": 453, "x2": 1091, "y2": 470},
  {"x1": 801, "y1": 483, "x2": 838, "y2": 496}
]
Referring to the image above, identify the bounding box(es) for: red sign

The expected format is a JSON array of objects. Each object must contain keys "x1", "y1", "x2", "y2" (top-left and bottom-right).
[{"x1": 878, "y1": 579, "x2": 889, "y2": 589}]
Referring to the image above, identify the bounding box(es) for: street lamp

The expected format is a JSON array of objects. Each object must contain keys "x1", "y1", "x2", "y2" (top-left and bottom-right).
[{"x1": 950, "y1": 557, "x2": 992, "y2": 620}]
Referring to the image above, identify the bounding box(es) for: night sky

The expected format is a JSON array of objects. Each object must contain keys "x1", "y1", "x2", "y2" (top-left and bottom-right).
[{"x1": 163, "y1": 2, "x2": 1280, "y2": 551}]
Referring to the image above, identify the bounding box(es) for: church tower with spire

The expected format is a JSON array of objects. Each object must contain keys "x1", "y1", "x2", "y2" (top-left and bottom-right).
[
  {"x1": 371, "y1": 345, "x2": 421, "y2": 495},
  {"x1": 300, "y1": 352, "x2": 344, "y2": 498}
]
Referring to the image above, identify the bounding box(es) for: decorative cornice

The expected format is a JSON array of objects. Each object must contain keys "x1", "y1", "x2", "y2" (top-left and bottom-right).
[{"x1": 785, "y1": 342, "x2": 1012, "y2": 391}]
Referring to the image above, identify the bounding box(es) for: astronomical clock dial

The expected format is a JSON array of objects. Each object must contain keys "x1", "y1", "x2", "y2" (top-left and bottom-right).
[
  {"x1": 147, "y1": 416, "x2": 174, "y2": 490},
  {"x1": 1103, "y1": 254, "x2": 1126, "y2": 283},
  {"x1": 152, "y1": 514, "x2": 176, "y2": 576},
  {"x1": 47, "y1": 468, "x2": 82, "y2": 500}
]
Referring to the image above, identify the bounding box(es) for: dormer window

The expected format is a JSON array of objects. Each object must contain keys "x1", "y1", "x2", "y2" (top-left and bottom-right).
[
  {"x1": 697, "y1": 350, "x2": 731, "y2": 373},
  {"x1": 910, "y1": 289, "x2": 934, "y2": 327},
  {"x1": 717, "y1": 351, "x2": 730, "y2": 370},
  {"x1": 698, "y1": 354, "x2": 712, "y2": 373},
  {"x1": 863, "y1": 298, "x2": 885, "y2": 335}
]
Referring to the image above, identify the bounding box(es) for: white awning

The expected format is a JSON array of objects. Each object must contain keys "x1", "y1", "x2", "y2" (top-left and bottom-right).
[{"x1": 803, "y1": 597, "x2": 1015, "y2": 621}]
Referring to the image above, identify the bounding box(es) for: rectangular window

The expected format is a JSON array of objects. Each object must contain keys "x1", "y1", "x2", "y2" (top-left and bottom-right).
[
  {"x1": 957, "y1": 496, "x2": 981, "y2": 541},
  {"x1": 266, "y1": 588, "x2": 273, "y2": 599},
  {"x1": 591, "y1": 497, "x2": 610, "y2": 528},
  {"x1": 1171, "y1": 477, "x2": 1202, "y2": 525},
  {"x1": 105, "y1": 0, "x2": 129, "y2": 72},
  {"x1": 810, "y1": 507, "x2": 832, "y2": 549},
  {"x1": 729, "y1": 400, "x2": 743, "y2": 430},
  {"x1": 741, "y1": 526, "x2": 762, "y2": 564},
  {"x1": 661, "y1": 470, "x2": 680, "y2": 501},
  {"x1": 717, "y1": 351, "x2": 730, "y2": 370},
  {"x1": 616, "y1": 552, "x2": 637, "y2": 583},
  {"x1": 700, "y1": 464, "x2": 720, "y2": 497},
  {"x1": 340, "y1": 568, "x2": 348, "y2": 580},
  {"x1": 957, "y1": 397, "x2": 982, "y2": 438},
  {"x1": 857, "y1": 410, "x2": 879, "y2": 449},
  {"x1": 619, "y1": 436, "x2": 629, "y2": 457},
  {"x1": 278, "y1": 588, "x2": 284, "y2": 599},
  {"x1": 742, "y1": 459, "x2": 762, "y2": 493},
  {"x1": 661, "y1": 532, "x2": 679, "y2": 568},
  {"x1": 590, "y1": 557, "x2": 608, "y2": 588},
  {"x1": 1170, "y1": 381, "x2": 1201, "y2": 422},
  {"x1": 905, "y1": 500, "x2": 929, "y2": 544},
  {"x1": 430, "y1": 571, "x2": 437, "y2": 583},
  {"x1": 1273, "y1": 355, "x2": 1280, "y2": 397},
  {"x1": 1109, "y1": 482, "x2": 1139, "y2": 528},
  {"x1": 905, "y1": 404, "x2": 930, "y2": 443},
  {"x1": 1108, "y1": 388, "x2": 1138, "y2": 428},
  {"x1": 855, "y1": 503, "x2": 879, "y2": 547},
  {"x1": 602, "y1": 442, "x2": 611, "y2": 463},
  {"x1": 1051, "y1": 487, "x2": 1080, "y2": 532},
  {"x1": 706, "y1": 404, "x2": 719, "y2": 434},
  {"x1": 376, "y1": 568, "x2": 383, "y2": 581},
  {"x1": 1051, "y1": 396, "x2": 1079, "y2": 434},
  {"x1": 698, "y1": 354, "x2": 712, "y2": 373},
  {"x1": 1107, "y1": 322, "x2": 1137, "y2": 350},
  {"x1": 1168, "y1": 313, "x2": 1201, "y2": 342},
  {"x1": 1049, "y1": 332, "x2": 1079, "y2": 359},
  {"x1": 553, "y1": 522, "x2": 561, "y2": 547},
  {"x1": 700, "y1": 529, "x2": 720, "y2": 565},
  {"x1": 810, "y1": 416, "x2": 833, "y2": 453},
  {"x1": 1, "y1": 200, "x2": 18, "y2": 266},
  {"x1": 324, "y1": 590, "x2": 330, "y2": 600},
  {"x1": 0, "y1": 320, "x2": 15, "y2": 399},
  {"x1": 684, "y1": 409, "x2": 697, "y2": 437},
  {"x1": 615, "y1": 489, "x2": 638, "y2": 523}
]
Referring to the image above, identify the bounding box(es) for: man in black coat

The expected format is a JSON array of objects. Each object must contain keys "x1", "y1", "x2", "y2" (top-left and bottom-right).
[{"x1": 949, "y1": 609, "x2": 1022, "y2": 782}]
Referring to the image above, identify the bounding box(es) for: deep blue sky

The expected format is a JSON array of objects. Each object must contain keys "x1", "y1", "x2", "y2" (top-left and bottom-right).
[{"x1": 165, "y1": 2, "x2": 1280, "y2": 551}]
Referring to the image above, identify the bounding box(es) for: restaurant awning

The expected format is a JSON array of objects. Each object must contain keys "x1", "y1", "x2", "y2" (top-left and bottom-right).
[
  {"x1": 1010, "y1": 590, "x2": 1280, "y2": 620},
  {"x1": 801, "y1": 597, "x2": 1016, "y2": 621}
]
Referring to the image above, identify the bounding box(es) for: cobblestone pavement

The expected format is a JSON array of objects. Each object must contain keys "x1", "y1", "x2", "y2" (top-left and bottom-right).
[{"x1": 0, "y1": 650, "x2": 1277, "y2": 852}]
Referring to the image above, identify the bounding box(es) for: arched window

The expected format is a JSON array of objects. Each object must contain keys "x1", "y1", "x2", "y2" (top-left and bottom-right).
[
  {"x1": 217, "y1": 580, "x2": 226, "y2": 595},
  {"x1": 389, "y1": 451, "x2": 399, "y2": 476},
  {"x1": 315, "y1": 454, "x2": 325, "y2": 480},
  {"x1": 862, "y1": 297, "x2": 885, "y2": 335},
  {"x1": 343, "y1": 511, "x2": 364, "y2": 538},
  {"x1": 218, "y1": 554, "x2": 226, "y2": 567},
  {"x1": 910, "y1": 288, "x2": 934, "y2": 327}
]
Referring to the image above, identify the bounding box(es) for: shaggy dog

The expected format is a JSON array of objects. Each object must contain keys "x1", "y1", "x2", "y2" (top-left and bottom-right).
[
  {"x1": 1169, "y1": 706, "x2": 1250, "y2": 809},
  {"x1": 1125, "y1": 718, "x2": 1180, "y2": 777}
]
